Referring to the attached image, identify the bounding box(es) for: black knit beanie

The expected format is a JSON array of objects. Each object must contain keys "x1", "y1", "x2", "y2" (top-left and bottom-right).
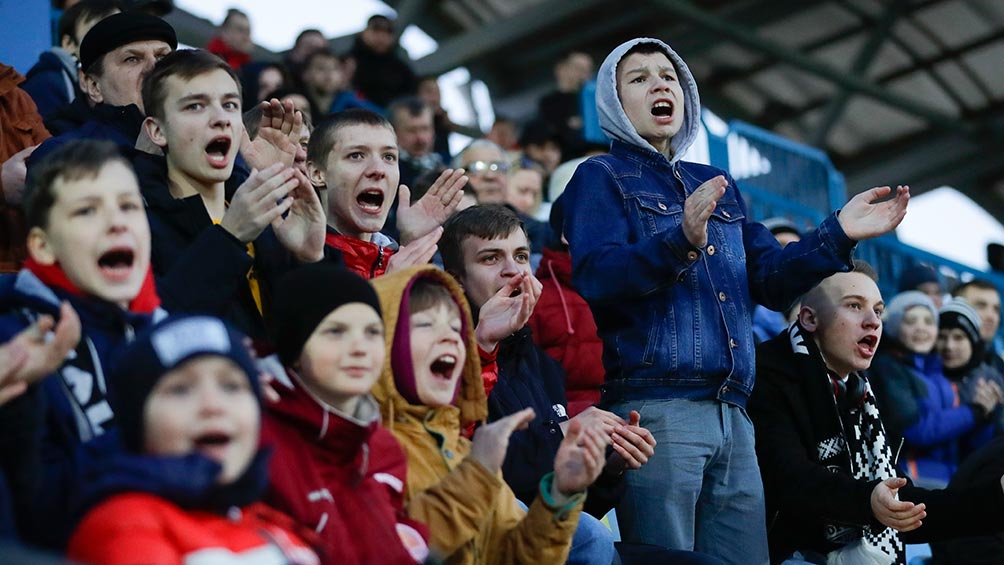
[
  {"x1": 109, "y1": 315, "x2": 261, "y2": 452},
  {"x1": 939, "y1": 298, "x2": 984, "y2": 375},
  {"x1": 79, "y1": 12, "x2": 177, "y2": 72},
  {"x1": 271, "y1": 264, "x2": 383, "y2": 366}
]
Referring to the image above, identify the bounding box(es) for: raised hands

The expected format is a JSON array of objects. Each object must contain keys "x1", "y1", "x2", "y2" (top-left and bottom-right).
[
  {"x1": 272, "y1": 168, "x2": 326, "y2": 262},
  {"x1": 552, "y1": 419, "x2": 610, "y2": 501},
  {"x1": 386, "y1": 226, "x2": 442, "y2": 274},
  {"x1": 240, "y1": 99, "x2": 304, "y2": 170},
  {"x1": 396, "y1": 168, "x2": 468, "y2": 245},
  {"x1": 221, "y1": 163, "x2": 299, "y2": 243},
  {"x1": 838, "y1": 185, "x2": 910, "y2": 241},
  {"x1": 0, "y1": 302, "x2": 81, "y2": 406},
  {"x1": 473, "y1": 272, "x2": 542, "y2": 352},
  {"x1": 870, "y1": 477, "x2": 926, "y2": 532},
  {"x1": 682, "y1": 175, "x2": 727, "y2": 248},
  {"x1": 469, "y1": 407, "x2": 536, "y2": 474}
]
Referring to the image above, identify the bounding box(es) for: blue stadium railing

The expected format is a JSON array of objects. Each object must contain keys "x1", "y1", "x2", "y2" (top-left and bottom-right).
[{"x1": 726, "y1": 119, "x2": 1004, "y2": 302}]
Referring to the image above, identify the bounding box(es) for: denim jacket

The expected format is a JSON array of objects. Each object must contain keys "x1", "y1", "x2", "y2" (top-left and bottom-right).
[{"x1": 564, "y1": 140, "x2": 855, "y2": 407}]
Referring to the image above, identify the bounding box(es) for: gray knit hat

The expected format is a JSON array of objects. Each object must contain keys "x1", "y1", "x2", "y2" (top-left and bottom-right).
[{"x1": 883, "y1": 290, "x2": 937, "y2": 341}]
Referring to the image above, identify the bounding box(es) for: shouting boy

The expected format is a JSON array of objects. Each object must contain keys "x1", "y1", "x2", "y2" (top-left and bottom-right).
[{"x1": 563, "y1": 37, "x2": 910, "y2": 563}]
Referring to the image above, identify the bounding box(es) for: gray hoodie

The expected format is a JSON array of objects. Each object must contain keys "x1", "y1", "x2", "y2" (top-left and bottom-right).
[{"x1": 596, "y1": 37, "x2": 701, "y2": 164}]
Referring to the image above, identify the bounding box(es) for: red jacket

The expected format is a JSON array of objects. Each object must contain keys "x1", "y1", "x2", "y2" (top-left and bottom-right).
[
  {"x1": 527, "y1": 247, "x2": 604, "y2": 417},
  {"x1": 68, "y1": 494, "x2": 319, "y2": 565},
  {"x1": 206, "y1": 36, "x2": 251, "y2": 70},
  {"x1": 261, "y1": 375, "x2": 429, "y2": 565},
  {"x1": 325, "y1": 231, "x2": 397, "y2": 279}
]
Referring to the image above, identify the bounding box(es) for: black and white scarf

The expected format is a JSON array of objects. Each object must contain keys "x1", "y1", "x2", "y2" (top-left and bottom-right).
[{"x1": 787, "y1": 322, "x2": 905, "y2": 564}]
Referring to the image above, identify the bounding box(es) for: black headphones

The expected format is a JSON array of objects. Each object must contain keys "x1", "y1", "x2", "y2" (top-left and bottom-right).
[{"x1": 829, "y1": 373, "x2": 867, "y2": 413}]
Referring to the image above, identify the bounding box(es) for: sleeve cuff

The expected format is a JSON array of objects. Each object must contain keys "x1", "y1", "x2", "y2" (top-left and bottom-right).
[
  {"x1": 819, "y1": 213, "x2": 857, "y2": 262},
  {"x1": 661, "y1": 226, "x2": 702, "y2": 281},
  {"x1": 538, "y1": 472, "x2": 586, "y2": 520},
  {"x1": 478, "y1": 343, "x2": 498, "y2": 364}
]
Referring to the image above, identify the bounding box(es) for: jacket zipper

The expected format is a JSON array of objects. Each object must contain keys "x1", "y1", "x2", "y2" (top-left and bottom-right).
[{"x1": 371, "y1": 246, "x2": 385, "y2": 278}]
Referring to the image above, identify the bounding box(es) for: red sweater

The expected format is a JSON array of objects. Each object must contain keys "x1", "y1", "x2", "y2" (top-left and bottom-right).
[
  {"x1": 527, "y1": 247, "x2": 604, "y2": 417},
  {"x1": 68, "y1": 494, "x2": 319, "y2": 565},
  {"x1": 261, "y1": 377, "x2": 429, "y2": 565}
]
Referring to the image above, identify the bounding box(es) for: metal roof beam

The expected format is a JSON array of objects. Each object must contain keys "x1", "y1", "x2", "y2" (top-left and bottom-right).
[
  {"x1": 646, "y1": 0, "x2": 972, "y2": 135},
  {"x1": 411, "y1": 0, "x2": 605, "y2": 77},
  {"x1": 810, "y1": 0, "x2": 909, "y2": 147}
]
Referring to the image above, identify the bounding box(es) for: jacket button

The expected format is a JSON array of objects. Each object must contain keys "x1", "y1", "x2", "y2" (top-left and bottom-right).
[
  {"x1": 718, "y1": 292, "x2": 727, "y2": 302},
  {"x1": 707, "y1": 245, "x2": 715, "y2": 256},
  {"x1": 722, "y1": 210, "x2": 731, "y2": 218},
  {"x1": 721, "y1": 386, "x2": 730, "y2": 394},
  {"x1": 658, "y1": 202, "x2": 667, "y2": 211},
  {"x1": 730, "y1": 338, "x2": 738, "y2": 348},
  {"x1": 687, "y1": 251, "x2": 698, "y2": 261}
]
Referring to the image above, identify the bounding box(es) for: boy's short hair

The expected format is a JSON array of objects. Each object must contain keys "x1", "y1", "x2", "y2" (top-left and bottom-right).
[
  {"x1": 141, "y1": 48, "x2": 242, "y2": 121},
  {"x1": 851, "y1": 259, "x2": 879, "y2": 282},
  {"x1": 58, "y1": 0, "x2": 120, "y2": 46},
  {"x1": 388, "y1": 96, "x2": 428, "y2": 122},
  {"x1": 221, "y1": 7, "x2": 247, "y2": 26},
  {"x1": 620, "y1": 41, "x2": 670, "y2": 63},
  {"x1": 24, "y1": 139, "x2": 130, "y2": 230},
  {"x1": 293, "y1": 28, "x2": 323, "y2": 49},
  {"x1": 440, "y1": 205, "x2": 527, "y2": 276},
  {"x1": 409, "y1": 277, "x2": 460, "y2": 316},
  {"x1": 306, "y1": 108, "x2": 394, "y2": 169}
]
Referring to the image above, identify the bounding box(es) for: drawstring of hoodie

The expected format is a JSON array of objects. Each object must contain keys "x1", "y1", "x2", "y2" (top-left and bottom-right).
[{"x1": 546, "y1": 259, "x2": 575, "y2": 335}]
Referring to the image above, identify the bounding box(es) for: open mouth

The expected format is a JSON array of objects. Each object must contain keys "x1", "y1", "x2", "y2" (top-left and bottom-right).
[
  {"x1": 651, "y1": 100, "x2": 674, "y2": 117},
  {"x1": 205, "y1": 136, "x2": 232, "y2": 169},
  {"x1": 357, "y1": 189, "x2": 385, "y2": 213},
  {"x1": 97, "y1": 247, "x2": 135, "y2": 282},
  {"x1": 193, "y1": 431, "x2": 232, "y2": 460},
  {"x1": 430, "y1": 354, "x2": 457, "y2": 380},
  {"x1": 857, "y1": 335, "x2": 878, "y2": 356}
]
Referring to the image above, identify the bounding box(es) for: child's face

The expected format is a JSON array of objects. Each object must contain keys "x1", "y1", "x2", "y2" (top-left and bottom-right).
[
  {"x1": 457, "y1": 228, "x2": 532, "y2": 310},
  {"x1": 938, "y1": 327, "x2": 973, "y2": 370},
  {"x1": 29, "y1": 160, "x2": 151, "y2": 309},
  {"x1": 297, "y1": 303, "x2": 385, "y2": 410},
  {"x1": 313, "y1": 124, "x2": 399, "y2": 241},
  {"x1": 616, "y1": 51, "x2": 685, "y2": 153},
  {"x1": 144, "y1": 356, "x2": 260, "y2": 484},
  {"x1": 148, "y1": 69, "x2": 243, "y2": 189},
  {"x1": 899, "y1": 305, "x2": 937, "y2": 354},
  {"x1": 410, "y1": 302, "x2": 465, "y2": 407},
  {"x1": 304, "y1": 55, "x2": 344, "y2": 95}
]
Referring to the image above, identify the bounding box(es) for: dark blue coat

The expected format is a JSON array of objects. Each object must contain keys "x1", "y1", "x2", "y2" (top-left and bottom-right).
[
  {"x1": 21, "y1": 49, "x2": 79, "y2": 121},
  {"x1": 492, "y1": 325, "x2": 624, "y2": 517},
  {"x1": 0, "y1": 270, "x2": 161, "y2": 548},
  {"x1": 29, "y1": 102, "x2": 144, "y2": 172}
]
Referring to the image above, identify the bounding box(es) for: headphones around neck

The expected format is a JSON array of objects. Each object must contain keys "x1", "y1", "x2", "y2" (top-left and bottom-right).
[{"x1": 829, "y1": 373, "x2": 867, "y2": 413}]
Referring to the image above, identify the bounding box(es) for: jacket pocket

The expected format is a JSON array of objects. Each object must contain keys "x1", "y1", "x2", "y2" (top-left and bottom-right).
[{"x1": 628, "y1": 192, "x2": 682, "y2": 238}]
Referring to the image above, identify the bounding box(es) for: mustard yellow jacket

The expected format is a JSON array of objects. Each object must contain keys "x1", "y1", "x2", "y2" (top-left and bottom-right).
[{"x1": 371, "y1": 266, "x2": 583, "y2": 565}]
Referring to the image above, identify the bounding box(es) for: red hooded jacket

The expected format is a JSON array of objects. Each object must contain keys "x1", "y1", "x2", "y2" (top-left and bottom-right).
[
  {"x1": 261, "y1": 375, "x2": 429, "y2": 565},
  {"x1": 527, "y1": 247, "x2": 604, "y2": 417},
  {"x1": 325, "y1": 232, "x2": 397, "y2": 280}
]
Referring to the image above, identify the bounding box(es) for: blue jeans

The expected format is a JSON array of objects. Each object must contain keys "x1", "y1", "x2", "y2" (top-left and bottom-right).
[
  {"x1": 609, "y1": 399, "x2": 768, "y2": 565},
  {"x1": 516, "y1": 499, "x2": 616, "y2": 565}
]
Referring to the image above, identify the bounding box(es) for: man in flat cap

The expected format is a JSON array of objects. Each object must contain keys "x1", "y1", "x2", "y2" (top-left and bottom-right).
[{"x1": 31, "y1": 11, "x2": 177, "y2": 165}]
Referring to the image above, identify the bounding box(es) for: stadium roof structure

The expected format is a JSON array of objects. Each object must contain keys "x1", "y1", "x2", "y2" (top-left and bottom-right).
[{"x1": 169, "y1": 0, "x2": 1004, "y2": 216}]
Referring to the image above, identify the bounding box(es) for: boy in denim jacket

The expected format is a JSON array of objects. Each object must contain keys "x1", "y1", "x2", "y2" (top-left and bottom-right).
[{"x1": 563, "y1": 37, "x2": 909, "y2": 564}]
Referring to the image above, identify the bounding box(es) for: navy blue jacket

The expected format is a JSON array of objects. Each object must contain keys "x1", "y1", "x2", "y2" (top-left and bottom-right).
[
  {"x1": 29, "y1": 102, "x2": 144, "y2": 172},
  {"x1": 565, "y1": 140, "x2": 856, "y2": 407},
  {"x1": 492, "y1": 325, "x2": 624, "y2": 517},
  {"x1": 22, "y1": 49, "x2": 79, "y2": 121},
  {"x1": 0, "y1": 270, "x2": 161, "y2": 548}
]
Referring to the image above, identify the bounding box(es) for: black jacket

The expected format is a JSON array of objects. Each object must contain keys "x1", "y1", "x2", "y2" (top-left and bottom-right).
[
  {"x1": 348, "y1": 38, "x2": 416, "y2": 109},
  {"x1": 750, "y1": 326, "x2": 1004, "y2": 563},
  {"x1": 134, "y1": 153, "x2": 300, "y2": 340},
  {"x1": 492, "y1": 325, "x2": 623, "y2": 517}
]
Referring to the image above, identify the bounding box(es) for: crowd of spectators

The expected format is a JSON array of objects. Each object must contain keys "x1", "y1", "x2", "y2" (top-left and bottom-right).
[{"x1": 2, "y1": 4, "x2": 1004, "y2": 565}]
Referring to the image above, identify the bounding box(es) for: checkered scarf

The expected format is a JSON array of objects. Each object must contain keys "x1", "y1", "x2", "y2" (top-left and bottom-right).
[{"x1": 788, "y1": 322, "x2": 905, "y2": 564}]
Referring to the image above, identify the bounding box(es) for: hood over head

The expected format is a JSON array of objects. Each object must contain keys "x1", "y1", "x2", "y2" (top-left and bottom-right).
[
  {"x1": 596, "y1": 37, "x2": 701, "y2": 162},
  {"x1": 370, "y1": 265, "x2": 487, "y2": 430}
]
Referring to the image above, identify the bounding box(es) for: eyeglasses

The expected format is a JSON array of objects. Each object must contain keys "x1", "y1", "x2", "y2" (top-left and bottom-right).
[{"x1": 465, "y1": 160, "x2": 509, "y2": 174}]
